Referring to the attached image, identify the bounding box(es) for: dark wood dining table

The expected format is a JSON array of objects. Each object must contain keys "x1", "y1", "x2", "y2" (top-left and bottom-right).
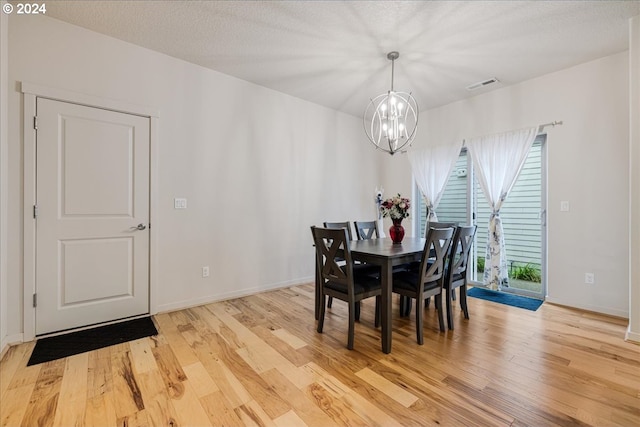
[
  {"x1": 315, "y1": 236, "x2": 426, "y2": 354},
  {"x1": 350, "y1": 237, "x2": 425, "y2": 353}
]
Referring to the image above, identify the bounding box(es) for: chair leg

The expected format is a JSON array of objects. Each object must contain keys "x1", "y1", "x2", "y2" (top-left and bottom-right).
[
  {"x1": 374, "y1": 296, "x2": 381, "y2": 328},
  {"x1": 451, "y1": 288, "x2": 457, "y2": 301},
  {"x1": 415, "y1": 298, "x2": 424, "y2": 345},
  {"x1": 425, "y1": 297, "x2": 431, "y2": 308},
  {"x1": 400, "y1": 296, "x2": 412, "y2": 316},
  {"x1": 460, "y1": 286, "x2": 470, "y2": 319},
  {"x1": 347, "y1": 300, "x2": 356, "y2": 350},
  {"x1": 435, "y1": 294, "x2": 445, "y2": 332},
  {"x1": 355, "y1": 301, "x2": 361, "y2": 321},
  {"x1": 446, "y1": 288, "x2": 454, "y2": 330},
  {"x1": 317, "y1": 295, "x2": 326, "y2": 333},
  {"x1": 328, "y1": 296, "x2": 333, "y2": 308},
  {"x1": 315, "y1": 259, "x2": 320, "y2": 320}
]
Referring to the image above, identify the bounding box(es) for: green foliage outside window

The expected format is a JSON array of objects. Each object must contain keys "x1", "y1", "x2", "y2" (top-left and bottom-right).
[
  {"x1": 509, "y1": 263, "x2": 542, "y2": 283},
  {"x1": 476, "y1": 258, "x2": 541, "y2": 283}
]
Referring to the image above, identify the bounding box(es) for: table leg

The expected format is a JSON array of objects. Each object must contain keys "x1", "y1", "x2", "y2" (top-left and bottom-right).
[
  {"x1": 315, "y1": 255, "x2": 320, "y2": 320},
  {"x1": 381, "y1": 260, "x2": 393, "y2": 353}
]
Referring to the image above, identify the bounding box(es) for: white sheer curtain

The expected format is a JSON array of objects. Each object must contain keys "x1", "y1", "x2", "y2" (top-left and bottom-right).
[
  {"x1": 408, "y1": 141, "x2": 463, "y2": 224},
  {"x1": 466, "y1": 127, "x2": 537, "y2": 290}
]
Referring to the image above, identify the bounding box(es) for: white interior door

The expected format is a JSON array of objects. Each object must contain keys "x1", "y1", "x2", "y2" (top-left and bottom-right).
[{"x1": 35, "y1": 98, "x2": 150, "y2": 335}]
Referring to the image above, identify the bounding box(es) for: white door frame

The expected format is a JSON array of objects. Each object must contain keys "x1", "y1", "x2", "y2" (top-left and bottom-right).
[{"x1": 21, "y1": 82, "x2": 159, "y2": 341}]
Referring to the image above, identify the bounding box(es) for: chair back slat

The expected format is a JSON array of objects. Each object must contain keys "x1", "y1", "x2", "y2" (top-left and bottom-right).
[
  {"x1": 323, "y1": 221, "x2": 353, "y2": 241},
  {"x1": 355, "y1": 221, "x2": 379, "y2": 240},
  {"x1": 449, "y1": 225, "x2": 477, "y2": 278},
  {"x1": 312, "y1": 226, "x2": 352, "y2": 288},
  {"x1": 419, "y1": 227, "x2": 454, "y2": 285},
  {"x1": 425, "y1": 221, "x2": 457, "y2": 238}
]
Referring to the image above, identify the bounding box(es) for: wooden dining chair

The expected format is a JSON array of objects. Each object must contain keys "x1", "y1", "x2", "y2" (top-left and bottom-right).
[
  {"x1": 425, "y1": 221, "x2": 458, "y2": 236},
  {"x1": 354, "y1": 220, "x2": 380, "y2": 240},
  {"x1": 323, "y1": 222, "x2": 353, "y2": 310},
  {"x1": 323, "y1": 221, "x2": 353, "y2": 240},
  {"x1": 391, "y1": 227, "x2": 454, "y2": 344},
  {"x1": 311, "y1": 226, "x2": 381, "y2": 350},
  {"x1": 444, "y1": 225, "x2": 477, "y2": 330},
  {"x1": 421, "y1": 221, "x2": 459, "y2": 310},
  {"x1": 322, "y1": 221, "x2": 379, "y2": 316},
  {"x1": 401, "y1": 221, "x2": 458, "y2": 316}
]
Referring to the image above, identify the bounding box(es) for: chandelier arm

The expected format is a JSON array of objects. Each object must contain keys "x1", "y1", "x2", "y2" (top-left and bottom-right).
[
  {"x1": 405, "y1": 97, "x2": 419, "y2": 135},
  {"x1": 363, "y1": 96, "x2": 388, "y2": 151},
  {"x1": 373, "y1": 108, "x2": 381, "y2": 146},
  {"x1": 373, "y1": 95, "x2": 388, "y2": 144}
]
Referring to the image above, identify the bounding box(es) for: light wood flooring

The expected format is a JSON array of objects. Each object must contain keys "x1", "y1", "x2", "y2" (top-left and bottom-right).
[{"x1": 1, "y1": 283, "x2": 639, "y2": 426}]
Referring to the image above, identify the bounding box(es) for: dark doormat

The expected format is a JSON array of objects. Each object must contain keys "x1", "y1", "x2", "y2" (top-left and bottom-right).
[
  {"x1": 467, "y1": 287, "x2": 543, "y2": 311},
  {"x1": 28, "y1": 316, "x2": 158, "y2": 366}
]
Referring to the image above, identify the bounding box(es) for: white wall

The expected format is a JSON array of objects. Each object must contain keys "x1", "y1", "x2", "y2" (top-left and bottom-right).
[
  {"x1": 4, "y1": 15, "x2": 383, "y2": 339},
  {"x1": 629, "y1": 15, "x2": 640, "y2": 342},
  {"x1": 0, "y1": 6, "x2": 9, "y2": 352},
  {"x1": 384, "y1": 52, "x2": 631, "y2": 318},
  {"x1": 376, "y1": 155, "x2": 416, "y2": 239}
]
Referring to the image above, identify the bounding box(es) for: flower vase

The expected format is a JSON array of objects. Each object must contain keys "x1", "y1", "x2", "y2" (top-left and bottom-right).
[{"x1": 389, "y1": 219, "x2": 405, "y2": 244}]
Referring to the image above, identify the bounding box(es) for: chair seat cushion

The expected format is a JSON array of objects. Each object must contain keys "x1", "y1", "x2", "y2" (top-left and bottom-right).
[
  {"x1": 402, "y1": 259, "x2": 435, "y2": 274},
  {"x1": 392, "y1": 271, "x2": 441, "y2": 294},
  {"x1": 352, "y1": 263, "x2": 381, "y2": 278},
  {"x1": 325, "y1": 274, "x2": 381, "y2": 295},
  {"x1": 451, "y1": 272, "x2": 464, "y2": 283},
  {"x1": 404, "y1": 261, "x2": 420, "y2": 272}
]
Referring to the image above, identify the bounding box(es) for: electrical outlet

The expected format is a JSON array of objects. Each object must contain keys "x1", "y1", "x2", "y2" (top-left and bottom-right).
[
  {"x1": 202, "y1": 266, "x2": 210, "y2": 278},
  {"x1": 585, "y1": 272, "x2": 595, "y2": 284},
  {"x1": 174, "y1": 198, "x2": 187, "y2": 209}
]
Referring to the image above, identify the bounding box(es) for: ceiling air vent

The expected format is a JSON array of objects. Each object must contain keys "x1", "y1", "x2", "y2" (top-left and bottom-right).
[{"x1": 466, "y1": 77, "x2": 499, "y2": 91}]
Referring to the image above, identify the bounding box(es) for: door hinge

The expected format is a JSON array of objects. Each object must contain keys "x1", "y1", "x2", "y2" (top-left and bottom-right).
[
  {"x1": 33, "y1": 293, "x2": 37, "y2": 308},
  {"x1": 33, "y1": 204, "x2": 38, "y2": 219},
  {"x1": 33, "y1": 116, "x2": 38, "y2": 130}
]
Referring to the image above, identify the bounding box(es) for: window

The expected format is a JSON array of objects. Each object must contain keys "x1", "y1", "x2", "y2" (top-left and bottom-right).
[{"x1": 416, "y1": 136, "x2": 545, "y2": 296}]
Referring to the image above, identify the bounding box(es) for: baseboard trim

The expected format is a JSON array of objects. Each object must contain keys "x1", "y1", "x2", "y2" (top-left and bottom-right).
[
  {"x1": 155, "y1": 277, "x2": 314, "y2": 314},
  {"x1": 544, "y1": 296, "x2": 628, "y2": 319},
  {"x1": 0, "y1": 333, "x2": 25, "y2": 361},
  {"x1": 625, "y1": 326, "x2": 640, "y2": 344}
]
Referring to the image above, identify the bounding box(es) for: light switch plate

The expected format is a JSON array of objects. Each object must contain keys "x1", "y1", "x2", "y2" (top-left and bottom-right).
[
  {"x1": 174, "y1": 198, "x2": 187, "y2": 209},
  {"x1": 560, "y1": 201, "x2": 569, "y2": 212}
]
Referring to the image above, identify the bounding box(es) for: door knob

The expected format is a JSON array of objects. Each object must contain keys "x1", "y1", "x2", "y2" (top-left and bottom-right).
[{"x1": 131, "y1": 223, "x2": 147, "y2": 231}]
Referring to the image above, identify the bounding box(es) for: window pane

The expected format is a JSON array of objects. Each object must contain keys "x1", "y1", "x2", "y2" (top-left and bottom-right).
[{"x1": 418, "y1": 150, "x2": 467, "y2": 237}]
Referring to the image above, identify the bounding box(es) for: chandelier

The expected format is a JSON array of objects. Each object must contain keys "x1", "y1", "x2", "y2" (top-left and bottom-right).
[{"x1": 363, "y1": 51, "x2": 419, "y2": 155}]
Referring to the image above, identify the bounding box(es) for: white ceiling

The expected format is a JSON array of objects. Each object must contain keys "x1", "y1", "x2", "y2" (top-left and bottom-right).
[{"x1": 42, "y1": 1, "x2": 640, "y2": 118}]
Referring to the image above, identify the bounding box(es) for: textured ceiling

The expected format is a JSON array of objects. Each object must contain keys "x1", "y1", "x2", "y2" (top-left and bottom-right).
[{"x1": 40, "y1": 1, "x2": 640, "y2": 117}]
